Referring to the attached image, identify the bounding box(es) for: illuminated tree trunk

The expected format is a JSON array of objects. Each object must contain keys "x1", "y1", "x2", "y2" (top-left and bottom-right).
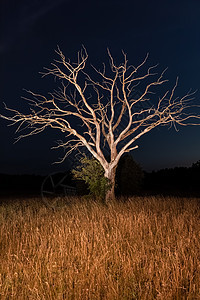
[{"x1": 104, "y1": 165, "x2": 117, "y2": 202}]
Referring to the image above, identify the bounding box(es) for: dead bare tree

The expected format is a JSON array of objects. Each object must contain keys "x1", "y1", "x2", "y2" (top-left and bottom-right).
[{"x1": 1, "y1": 47, "x2": 199, "y2": 201}]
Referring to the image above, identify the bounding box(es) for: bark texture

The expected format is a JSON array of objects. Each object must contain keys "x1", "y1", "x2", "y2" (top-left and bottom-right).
[{"x1": 105, "y1": 166, "x2": 117, "y2": 202}]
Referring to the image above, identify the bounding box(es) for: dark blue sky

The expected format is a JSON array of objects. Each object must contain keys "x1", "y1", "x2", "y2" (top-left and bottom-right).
[{"x1": 1, "y1": 0, "x2": 200, "y2": 175}]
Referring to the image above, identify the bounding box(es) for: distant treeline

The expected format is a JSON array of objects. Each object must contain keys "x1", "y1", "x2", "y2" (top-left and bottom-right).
[
  {"x1": 144, "y1": 161, "x2": 200, "y2": 197},
  {"x1": 1, "y1": 160, "x2": 200, "y2": 197},
  {"x1": 0, "y1": 174, "x2": 45, "y2": 197}
]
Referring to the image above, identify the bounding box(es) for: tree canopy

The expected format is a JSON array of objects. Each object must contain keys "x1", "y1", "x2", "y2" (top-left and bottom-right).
[{"x1": 1, "y1": 47, "x2": 200, "y2": 201}]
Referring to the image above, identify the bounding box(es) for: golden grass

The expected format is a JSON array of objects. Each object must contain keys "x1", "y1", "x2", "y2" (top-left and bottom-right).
[{"x1": 0, "y1": 196, "x2": 200, "y2": 299}]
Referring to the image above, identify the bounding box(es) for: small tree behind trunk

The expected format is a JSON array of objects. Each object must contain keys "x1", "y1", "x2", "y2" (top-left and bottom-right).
[{"x1": 116, "y1": 154, "x2": 144, "y2": 196}]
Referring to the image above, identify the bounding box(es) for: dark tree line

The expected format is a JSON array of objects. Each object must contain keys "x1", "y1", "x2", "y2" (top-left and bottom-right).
[
  {"x1": 1, "y1": 159, "x2": 200, "y2": 198},
  {"x1": 144, "y1": 161, "x2": 200, "y2": 197}
]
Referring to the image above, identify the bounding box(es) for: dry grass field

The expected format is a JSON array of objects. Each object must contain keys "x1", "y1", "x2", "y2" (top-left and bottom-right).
[{"x1": 0, "y1": 196, "x2": 200, "y2": 299}]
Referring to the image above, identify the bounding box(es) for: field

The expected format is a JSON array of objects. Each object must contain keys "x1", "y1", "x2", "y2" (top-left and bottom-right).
[{"x1": 0, "y1": 196, "x2": 200, "y2": 299}]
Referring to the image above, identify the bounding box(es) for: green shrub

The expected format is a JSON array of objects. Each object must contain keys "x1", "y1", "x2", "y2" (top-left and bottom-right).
[{"x1": 72, "y1": 156, "x2": 110, "y2": 200}]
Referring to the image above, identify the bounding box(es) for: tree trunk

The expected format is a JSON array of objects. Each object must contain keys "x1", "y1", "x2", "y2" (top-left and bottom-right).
[{"x1": 105, "y1": 166, "x2": 117, "y2": 203}]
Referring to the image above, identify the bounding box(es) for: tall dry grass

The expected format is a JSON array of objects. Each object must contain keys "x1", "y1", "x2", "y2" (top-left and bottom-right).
[{"x1": 0, "y1": 196, "x2": 200, "y2": 299}]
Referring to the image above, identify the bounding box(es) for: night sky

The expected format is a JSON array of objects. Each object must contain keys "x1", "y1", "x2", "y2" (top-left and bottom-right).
[{"x1": 1, "y1": 0, "x2": 200, "y2": 175}]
